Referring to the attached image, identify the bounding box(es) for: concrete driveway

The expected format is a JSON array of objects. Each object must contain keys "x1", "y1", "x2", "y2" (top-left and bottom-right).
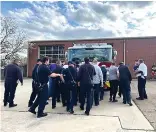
[{"x1": 0, "y1": 79, "x2": 155, "y2": 132}]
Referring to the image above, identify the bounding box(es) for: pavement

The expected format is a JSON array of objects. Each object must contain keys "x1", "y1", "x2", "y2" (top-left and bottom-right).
[
  {"x1": 131, "y1": 81, "x2": 156, "y2": 130},
  {"x1": 0, "y1": 79, "x2": 155, "y2": 132}
]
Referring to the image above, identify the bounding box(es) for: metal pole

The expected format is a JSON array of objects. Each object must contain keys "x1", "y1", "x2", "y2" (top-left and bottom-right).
[{"x1": 123, "y1": 39, "x2": 126, "y2": 65}]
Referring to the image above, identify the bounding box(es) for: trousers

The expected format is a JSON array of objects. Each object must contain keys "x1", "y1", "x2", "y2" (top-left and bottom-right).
[
  {"x1": 120, "y1": 80, "x2": 131, "y2": 103},
  {"x1": 80, "y1": 84, "x2": 92, "y2": 113},
  {"x1": 4, "y1": 81, "x2": 18, "y2": 105},
  {"x1": 109, "y1": 80, "x2": 119, "y2": 100},
  {"x1": 30, "y1": 84, "x2": 48, "y2": 114},
  {"x1": 138, "y1": 77, "x2": 147, "y2": 99}
]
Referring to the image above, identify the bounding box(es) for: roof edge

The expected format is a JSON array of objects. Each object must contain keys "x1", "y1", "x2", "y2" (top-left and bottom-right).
[{"x1": 28, "y1": 36, "x2": 156, "y2": 43}]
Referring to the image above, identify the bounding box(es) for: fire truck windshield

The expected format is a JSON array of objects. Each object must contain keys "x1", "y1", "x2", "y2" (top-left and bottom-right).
[{"x1": 68, "y1": 48, "x2": 112, "y2": 62}]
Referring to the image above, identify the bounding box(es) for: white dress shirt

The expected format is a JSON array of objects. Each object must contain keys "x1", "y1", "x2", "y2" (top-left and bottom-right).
[{"x1": 138, "y1": 63, "x2": 147, "y2": 77}]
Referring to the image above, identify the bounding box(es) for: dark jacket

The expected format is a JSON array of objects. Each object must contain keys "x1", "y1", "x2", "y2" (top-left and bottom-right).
[
  {"x1": 118, "y1": 64, "x2": 132, "y2": 81},
  {"x1": 62, "y1": 66, "x2": 77, "y2": 84},
  {"x1": 78, "y1": 63, "x2": 96, "y2": 84},
  {"x1": 101, "y1": 66, "x2": 107, "y2": 82},
  {"x1": 4, "y1": 63, "x2": 23, "y2": 83},
  {"x1": 32, "y1": 64, "x2": 39, "y2": 81}
]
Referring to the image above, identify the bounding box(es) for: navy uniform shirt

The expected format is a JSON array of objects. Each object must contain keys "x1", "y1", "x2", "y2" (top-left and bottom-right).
[
  {"x1": 37, "y1": 64, "x2": 51, "y2": 84},
  {"x1": 32, "y1": 64, "x2": 39, "y2": 81},
  {"x1": 4, "y1": 63, "x2": 23, "y2": 83},
  {"x1": 78, "y1": 63, "x2": 96, "y2": 84},
  {"x1": 52, "y1": 65, "x2": 64, "y2": 82},
  {"x1": 62, "y1": 66, "x2": 77, "y2": 84}
]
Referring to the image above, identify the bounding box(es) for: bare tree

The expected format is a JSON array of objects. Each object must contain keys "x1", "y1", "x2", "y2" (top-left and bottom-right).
[{"x1": 0, "y1": 17, "x2": 27, "y2": 61}]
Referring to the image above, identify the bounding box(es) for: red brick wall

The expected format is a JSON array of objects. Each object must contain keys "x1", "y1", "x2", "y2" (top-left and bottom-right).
[{"x1": 28, "y1": 38, "x2": 156, "y2": 78}]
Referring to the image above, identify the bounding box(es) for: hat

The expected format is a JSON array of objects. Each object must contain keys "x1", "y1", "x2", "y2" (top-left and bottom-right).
[
  {"x1": 37, "y1": 59, "x2": 41, "y2": 62},
  {"x1": 68, "y1": 61, "x2": 74, "y2": 65}
]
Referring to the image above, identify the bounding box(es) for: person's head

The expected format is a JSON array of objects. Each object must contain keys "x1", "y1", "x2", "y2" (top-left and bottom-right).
[
  {"x1": 138, "y1": 59, "x2": 144, "y2": 64},
  {"x1": 135, "y1": 60, "x2": 139, "y2": 65},
  {"x1": 75, "y1": 60, "x2": 79, "y2": 65},
  {"x1": 56, "y1": 60, "x2": 62, "y2": 66},
  {"x1": 84, "y1": 57, "x2": 89, "y2": 64},
  {"x1": 119, "y1": 62, "x2": 124, "y2": 66},
  {"x1": 111, "y1": 62, "x2": 115, "y2": 66},
  {"x1": 93, "y1": 58, "x2": 98, "y2": 64},
  {"x1": 37, "y1": 59, "x2": 42, "y2": 65},
  {"x1": 68, "y1": 61, "x2": 74, "y2": 67},
  {"x1": 42, "y1": 57, "x2": 49, "y2": 65},
  {"x1": 12, "y1": 59, "x2": 19, "y2": 65}
]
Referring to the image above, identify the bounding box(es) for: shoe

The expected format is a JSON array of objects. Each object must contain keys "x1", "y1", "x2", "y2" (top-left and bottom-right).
[
  {"x1": 109, "y1": 98, "x2": 112, "y2": 102},
  {"x1": 95, "y1": 104, "x2": 99, "y2": 106},
  {"x1": 136, "y1": 97, "x2": 144, "y2": 100},
  {"x1": 37, "y1": 113, "x2": 48, "y2": 118},
  {"x1": 69, "y1": 110, "x2": 74, "y2": 114},
  {"x1": 9, "y1": 104, "x2": 17, "y2": 108},
  {"x1": 85, "y1": 111, "x2": 89, "y2": 116},
  {"x1": 52, "y1": 106, "x2": 56, "y2": 109},
  {"x1": 80, "y1": 106, "x2": 84, "y2": 110},
  {"x1": 100, "y1": 98, "x2": 103, "y2": 101},
  {"x1": 112, "y1": 99, "x2": 118, "y2": 102},
  {"x1": 144, "y1": 97, "x2": 148, "y2": 99},
  {"x1": 123, "y1": 101, "x2": 126, "y2": 104},
  {"x1": 57, "y1": 100, "x2": 61, "y2": 103},
  {"x1": 28, "y1": 102, "x2": 33, "y2": 107},
  {"x1": 28, "y1": 109, "x2": 36, "y2": 115},
  {"x1": 46, "y1": 102, "x2": 49, "y2": 105},
  {"x1": 128, "y1": 103, "x2": 133, "y2": 106},
  {"x1": 4, "y1": 102, "x2": 8, "y2": 107},
  {"x1": 63, "y1": 104, "x2": 67, "y2": 107}
]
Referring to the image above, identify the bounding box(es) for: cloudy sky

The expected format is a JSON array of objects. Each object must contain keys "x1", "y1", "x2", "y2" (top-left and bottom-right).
[{"x1": 1, "y1": 1, "x2": 156, "y2": 40}]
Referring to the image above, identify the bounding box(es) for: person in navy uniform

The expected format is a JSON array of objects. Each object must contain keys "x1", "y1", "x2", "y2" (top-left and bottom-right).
[
  {"x1": 78, "y1": 57, "x2": 96, "y2": 116},
  {"x1": 51, "y1": 60, "x2": 64, "y2": 109},
  {"x1": 62, "y1": 61, "x2": 77, "y2": 114},
  {"x1": 118, "y1": 62, "x2": 133, "y2": 106},
  {"x1": 28, "y1": 59, "x2": 42, "y2": 107},
  {"x1": 28, "y1": 57, "x2": 62, "y2": 118},
  {"x1": 3, "y1": 59, "x2": 23, "y2": 107}
]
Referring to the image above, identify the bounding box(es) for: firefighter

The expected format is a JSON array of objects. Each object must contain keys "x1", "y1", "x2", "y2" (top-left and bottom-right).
[
  {"x1": 3, "y1": 59, "x2": 23, "y2": 107},
  {"x1": 28, "y1": 59, "x2": 42, "y2": 107},
  {"x1": 62, "y1": 61, "x2": 77, "y2": 114}
]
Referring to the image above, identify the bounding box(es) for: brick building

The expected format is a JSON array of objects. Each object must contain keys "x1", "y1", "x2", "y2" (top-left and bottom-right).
[{"x1": 28, "y1": 36, "x2": 156, "y2": 78}]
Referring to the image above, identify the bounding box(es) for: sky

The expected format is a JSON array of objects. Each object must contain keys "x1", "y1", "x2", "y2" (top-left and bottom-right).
[{"x1": 1, "y1": 1, "x2": 156, "y2": 41}]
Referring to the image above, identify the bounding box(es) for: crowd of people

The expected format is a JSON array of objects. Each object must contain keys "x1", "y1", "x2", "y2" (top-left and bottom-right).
[{"x1": 3, "y1": 57, "x2": 148, "y2": 118}]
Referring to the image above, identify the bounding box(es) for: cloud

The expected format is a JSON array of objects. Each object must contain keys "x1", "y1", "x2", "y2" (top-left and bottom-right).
[{"x1": 2, "y1": 1, "x2": 156, "y2": 40}]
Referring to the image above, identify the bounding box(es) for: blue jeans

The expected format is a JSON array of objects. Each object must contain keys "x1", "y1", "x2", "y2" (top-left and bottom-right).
[{"x1": 48, "y1": 77, "x2": 53, "y2": 98}]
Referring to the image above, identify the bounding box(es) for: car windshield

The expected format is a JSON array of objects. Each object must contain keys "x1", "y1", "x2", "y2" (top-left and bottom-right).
[{"x1": 68, "y1": 48, "x2": 112, "y2": 62}]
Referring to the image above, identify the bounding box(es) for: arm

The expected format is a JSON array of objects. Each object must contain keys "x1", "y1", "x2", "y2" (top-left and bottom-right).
[
  {"x1": 99, "y1": 68, "x2": 103, "y2": 87},
  {"x1": 127, "y1": 67, "x2": 132, "y2": 82},
  {"x1": 32, "y1": 65, "x2": 37, "y2": 80},
  {"x1": 77, "y1": 66, "x2": 82, "y2": 81},
  {"x1": 4, "y1": 66, "x2": 7, "y2": 77},
  {"x1": 17, "y1": 67, "x2": 23, "y2": 85}
]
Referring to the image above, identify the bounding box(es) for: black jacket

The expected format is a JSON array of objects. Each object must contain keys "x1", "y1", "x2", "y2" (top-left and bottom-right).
[
  {"x1": 118, "y1": 64, "x2": 132, "y2": 81},
  {"x1": 101, "y1": 67, "x2": 107, "y2": 82},
  {"x1": 4, "y1": 63, "x2": 23, "y2": 83},
  {"x1": 78, "y1": 63, "x2": 96, "y2": 84}
]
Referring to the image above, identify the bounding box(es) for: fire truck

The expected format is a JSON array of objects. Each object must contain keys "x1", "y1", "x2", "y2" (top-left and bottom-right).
[{"x1": 65, "y1": 43, "x2": 117, "y2": 89}]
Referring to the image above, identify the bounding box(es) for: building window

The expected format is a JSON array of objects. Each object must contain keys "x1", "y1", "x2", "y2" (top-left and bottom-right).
[{"x1": 39, "y1": 45, "x2": 65, "y2": 60}]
